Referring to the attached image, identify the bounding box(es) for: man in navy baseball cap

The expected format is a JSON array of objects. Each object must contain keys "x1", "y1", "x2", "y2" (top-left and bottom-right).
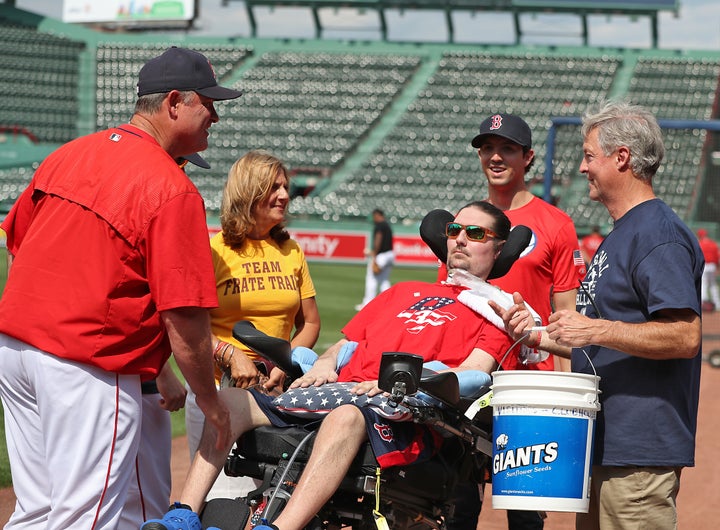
[
  {"x1": 471, "y1": 113, "x2": 532, "y2": 149},
  {"x1": 0, "y1": 43, "x2": 243, "y2": 530},
  {"x1": 137, "y1": 46, "x2": 242, "y2": 100}
]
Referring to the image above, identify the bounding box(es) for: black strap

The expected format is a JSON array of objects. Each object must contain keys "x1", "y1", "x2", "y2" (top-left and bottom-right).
[{"x1": 141, "y1": 380, "x2": 159, "y2": 395}]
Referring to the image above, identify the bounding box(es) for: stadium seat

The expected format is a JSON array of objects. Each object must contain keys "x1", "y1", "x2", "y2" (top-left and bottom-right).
[{"x1": 1, "y1": 12, "x2": 719, "y2": 230}]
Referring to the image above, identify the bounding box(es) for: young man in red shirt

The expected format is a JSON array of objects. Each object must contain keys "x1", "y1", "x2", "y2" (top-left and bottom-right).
[
  {"x1": 697, "y1": 228, "x2": 720, "y2": 310},
  {"x1": 448, "y1": 113, "x2": 586, "y2": 530},
  {"x1": 580, "y1": 225, "x2": 605, "y2": 265}
]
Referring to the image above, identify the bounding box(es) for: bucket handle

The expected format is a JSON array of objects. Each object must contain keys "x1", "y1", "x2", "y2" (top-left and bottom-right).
[
  {"x1": 498, "y1": 338, "x2": 600, "y2": 406},
  {"x1": 497, "y1": 334, "x2": 527, "y2": 370},
  {"x1": 580, "y1": 348, "x2": 600, "y2": 405}
]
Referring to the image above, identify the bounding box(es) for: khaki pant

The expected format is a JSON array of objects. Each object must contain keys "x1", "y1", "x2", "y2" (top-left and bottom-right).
[{"x1": 576, "y1": 466, "x2": 681, "y2": 530}]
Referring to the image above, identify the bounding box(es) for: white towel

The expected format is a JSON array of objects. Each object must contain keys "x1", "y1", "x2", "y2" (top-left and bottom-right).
[
  {"x1": 447, "y1": 270, "x2": 548, "y2": 365},
  {"x1": 447, "y1": 269, "x2": 542, "y2": 329}
]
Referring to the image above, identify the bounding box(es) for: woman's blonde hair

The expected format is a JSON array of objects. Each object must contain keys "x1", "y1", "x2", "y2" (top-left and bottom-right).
[{"x1": 220, "y1": 150, "x2": 290, "y2": 249}]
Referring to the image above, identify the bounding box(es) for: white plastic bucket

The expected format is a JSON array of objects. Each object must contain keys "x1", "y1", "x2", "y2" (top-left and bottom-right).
[{"x1": 490, "y1": 370, "x2": 601, "y2": 513}]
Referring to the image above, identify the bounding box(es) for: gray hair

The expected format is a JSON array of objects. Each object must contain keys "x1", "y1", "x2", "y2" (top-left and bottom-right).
[
  {"x1": 134, "y1": 90, "x2": 195, "y2": 114},
  {"x1": 581, "y1": 100, "x2": 665, "y2": 182}
]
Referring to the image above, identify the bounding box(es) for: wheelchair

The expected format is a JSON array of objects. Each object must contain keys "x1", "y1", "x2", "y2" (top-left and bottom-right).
[
  {"x1": 196, "y1": 211, "x2": 532, "y2": 530},
  {"x1": 198, "y1": 322, "x2": 495, "y2": 530}
]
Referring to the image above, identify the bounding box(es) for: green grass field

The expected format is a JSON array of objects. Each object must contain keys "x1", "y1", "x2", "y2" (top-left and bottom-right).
[{"x1": 0, "y1": 257, "x2": 435, "y2": 489}]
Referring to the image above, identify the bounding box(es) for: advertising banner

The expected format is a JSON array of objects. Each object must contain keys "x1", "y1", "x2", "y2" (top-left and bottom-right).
[
  {"x1": 63, "y1": 0, "x2": 195, "y2": 23},
  {"x1": 208, "y1": 226, "x2": 438, "y2": 266}
]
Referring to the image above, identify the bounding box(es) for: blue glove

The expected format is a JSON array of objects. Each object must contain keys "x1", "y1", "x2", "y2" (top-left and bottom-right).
[
  {"x1": 290, "y1": 342, "x2": 358, "y2": 375},
  {"x1": 455, "y1": 369, "x2": 492, "y2": 396},
  {"x1": 336, "y1": 341, "x2": 358, "y2": 370},
  {"x1": 423, "y1": 360, "x2": 448, "y2": 373}
]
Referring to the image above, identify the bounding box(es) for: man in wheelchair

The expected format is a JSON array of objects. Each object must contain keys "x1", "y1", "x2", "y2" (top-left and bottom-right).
[{"x1": 159, "y1": 200, "x2": 531, "y2": 530}]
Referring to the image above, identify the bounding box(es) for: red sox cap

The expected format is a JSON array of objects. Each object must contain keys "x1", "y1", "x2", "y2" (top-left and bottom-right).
[
  {"x1": 137, "y1": 46, "x2": 242, "y2": 100},
  {"x1": 471, "y1": 113, "x2": 532, "y2": 149}
]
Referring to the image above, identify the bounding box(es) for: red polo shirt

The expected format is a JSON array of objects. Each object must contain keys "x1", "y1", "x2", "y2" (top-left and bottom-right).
[{"x1": 0, "y1": 126, "x2": 218, "y2": 377}]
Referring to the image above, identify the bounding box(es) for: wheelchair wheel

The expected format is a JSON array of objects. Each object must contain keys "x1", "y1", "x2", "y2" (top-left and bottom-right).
[{"x1": 200, "y1": 497, "x2": 251, "y2": 530}]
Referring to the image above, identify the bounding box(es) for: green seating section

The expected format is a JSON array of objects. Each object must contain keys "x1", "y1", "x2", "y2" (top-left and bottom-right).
[
  {"x1": 95, "y1": 42, "x2": 253, "y2": 131},
  {"x1": 200, "y1": 51, "x2": 422, "y2": 210},
  {"x1": 562, "y1": 57, "x2": 720, "y2": 229},
  {"x1": 0, "y1": 17, "x2": 85, "y2": 143},
  {"x1": 0, "y1": 165, "x2": 37, "y2": 210},
  {"x1": 291, "y1": 52, "x2": 621, "y2": 224},
  {"x1": 0, "y1": 16, "x2": 719, "y2": 230}
]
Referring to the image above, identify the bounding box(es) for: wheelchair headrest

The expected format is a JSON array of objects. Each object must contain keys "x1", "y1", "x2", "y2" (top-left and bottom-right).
[{"x1": 419, "y1": 208, "x2": 532, "y2": 280}]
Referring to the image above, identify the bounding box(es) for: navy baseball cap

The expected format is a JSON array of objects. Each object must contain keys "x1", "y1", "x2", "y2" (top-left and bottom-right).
[
  {"x1": 137, "y1": 46, "x2": 242, "y2": 100},
  {"x1": 471, "y1": 113, "x2": 532, "y2": 149}
]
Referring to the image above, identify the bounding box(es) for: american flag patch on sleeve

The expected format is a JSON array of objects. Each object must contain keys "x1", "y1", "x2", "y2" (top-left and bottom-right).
[{"x1": 573, "y1": 249, "x2": 585, "y2": 266}]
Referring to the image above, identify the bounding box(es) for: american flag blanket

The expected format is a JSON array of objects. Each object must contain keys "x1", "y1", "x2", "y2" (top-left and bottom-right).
[{"x1": 271, "y1": 382, "x2": 433, "y2": 421}]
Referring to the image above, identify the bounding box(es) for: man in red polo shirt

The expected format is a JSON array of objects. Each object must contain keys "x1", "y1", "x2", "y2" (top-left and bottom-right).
[{"x1": 0, "y1": 47, "x2": 239, "y2": 529}]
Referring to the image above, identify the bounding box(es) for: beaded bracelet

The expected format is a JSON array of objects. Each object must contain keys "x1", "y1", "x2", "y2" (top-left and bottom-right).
[
  {"x1": 224, "y1": 345, "x2": 235, "y2": 368},
  {"x1": 213, "y1": 341, "x2": 231, "y2": 367}
]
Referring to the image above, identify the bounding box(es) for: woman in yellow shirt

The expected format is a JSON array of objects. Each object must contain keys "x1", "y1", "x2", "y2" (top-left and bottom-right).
[
  {"x1": 209, "y1": 150, "x2": 320, "y2": 391},
  {"x1": 185, "y1": 149, "x2": 320, "y2": 498}
]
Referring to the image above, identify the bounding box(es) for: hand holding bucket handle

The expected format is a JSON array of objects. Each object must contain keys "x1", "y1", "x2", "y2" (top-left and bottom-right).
[{"x1": 489, "y1": 292, "x2": 547, "y2": 369}]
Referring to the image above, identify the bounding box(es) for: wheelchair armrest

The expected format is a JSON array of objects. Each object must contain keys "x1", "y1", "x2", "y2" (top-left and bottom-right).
[
  {"x1": 232, "y1": 321, "x2": 304, "y2": 380},
  {"x1": 418, "y1": 371, "x2": 460, "y2": 407}
]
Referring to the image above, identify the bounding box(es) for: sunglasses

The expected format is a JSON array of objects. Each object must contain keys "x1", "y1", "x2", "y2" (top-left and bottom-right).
[{"x1": 446, "y1": 222, "x2": 498, "y2": 243}]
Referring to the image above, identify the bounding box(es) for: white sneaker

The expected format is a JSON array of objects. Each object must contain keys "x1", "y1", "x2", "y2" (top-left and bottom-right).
[{"x1": 354, "y1": 303, "x2": 365, "y2": 311}]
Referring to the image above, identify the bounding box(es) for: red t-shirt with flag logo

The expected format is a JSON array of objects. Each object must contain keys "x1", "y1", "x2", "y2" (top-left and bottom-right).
[
  {"x1": 338, "y1": 280, "x2": 516, "y2": 382},
  {"x1": 0, "y1": 126, "x2": 218, "y2": 378},
  {"x1": 489, "y1": 196, "x2": 585, "y2": 370}
]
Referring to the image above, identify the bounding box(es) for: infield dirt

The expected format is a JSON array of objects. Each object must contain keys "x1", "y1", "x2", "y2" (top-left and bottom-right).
[{"x1": 2, "y1": 313, "x2": 720, "y2": 528}]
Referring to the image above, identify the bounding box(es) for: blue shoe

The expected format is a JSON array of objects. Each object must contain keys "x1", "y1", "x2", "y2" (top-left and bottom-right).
[{"x1": 141, "y1": 505, "x2": 209, "y2": 530}]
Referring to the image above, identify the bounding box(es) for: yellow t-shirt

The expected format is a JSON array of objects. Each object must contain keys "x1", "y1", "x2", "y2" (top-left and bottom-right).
[{"x1": 209, "y1": 232, "x2": 316, "y2": 368}]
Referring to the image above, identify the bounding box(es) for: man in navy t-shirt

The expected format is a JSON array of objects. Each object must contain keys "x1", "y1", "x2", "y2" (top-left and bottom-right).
[{"x1": 492, "y1": 101, "x2": 702, "y2": 530}]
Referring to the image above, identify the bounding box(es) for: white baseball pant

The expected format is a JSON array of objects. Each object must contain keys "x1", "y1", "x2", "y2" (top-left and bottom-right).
[
  {"x1": 0, "y1": 334, "x2": 142, "y2": 530},
  {"x1": 119, "y1": 389, "x2": 172, "y2": 528}
]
